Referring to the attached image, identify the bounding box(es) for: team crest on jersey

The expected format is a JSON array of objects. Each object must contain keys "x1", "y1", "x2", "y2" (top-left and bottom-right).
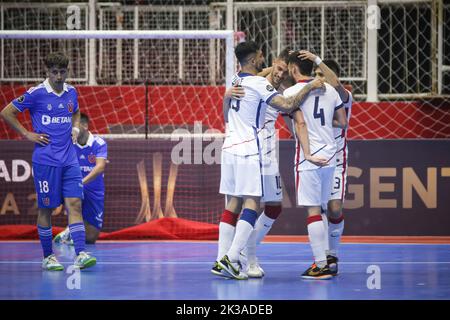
[
  {"x1": 17, "y1": 95, "x2": 25, "y2": 103},
  {"x1": 266, "y1": 84, "x2": 275, "y2": 92},
  {"x1": 47, "y1": 104, "x2": 52, "y2": 111},
  {"x1": 68, "y1": 102, "x2": 73, "y2": 113},
  {"x1": 43, "y1": 197, "x2": 50, "y2": 206},
  {"x1": 88, "y1": 154, "x2": 96, "y2": 163}
]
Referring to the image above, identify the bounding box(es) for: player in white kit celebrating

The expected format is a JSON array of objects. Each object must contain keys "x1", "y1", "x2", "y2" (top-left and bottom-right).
[
  {"x1": 215, "y1": 41, "x2": 325, "y2": 280},
  {"x1": 284, "y1": 52, "x2": 348, "y2": 280},
  {"x1": 299, "y1": 51, "x2": 353, "y2": 276}
]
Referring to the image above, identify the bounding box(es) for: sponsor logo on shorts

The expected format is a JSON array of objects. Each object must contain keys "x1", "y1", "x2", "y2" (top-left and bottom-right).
[{"x1": 43, "y1": 197, "x2": 50, "y2": 206}]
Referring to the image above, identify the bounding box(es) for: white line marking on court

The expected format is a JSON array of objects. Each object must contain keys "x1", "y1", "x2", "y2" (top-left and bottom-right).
[{"x1": 0, "y1": 261, "x2": 449, "y2": 265}]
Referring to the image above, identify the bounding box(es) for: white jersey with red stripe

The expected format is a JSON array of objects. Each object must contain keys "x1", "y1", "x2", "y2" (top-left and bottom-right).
[
  {"x1": 222, "y1": 72, "x2": 279, "y2": 157},
  {"x1": 284, "y1": 80, "x2": 343, "y2": 171}
]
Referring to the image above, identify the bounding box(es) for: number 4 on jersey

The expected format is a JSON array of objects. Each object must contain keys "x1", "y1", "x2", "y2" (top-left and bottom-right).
[{"x1": 313, "y1": 96, "x2": 325, "y2": 126}]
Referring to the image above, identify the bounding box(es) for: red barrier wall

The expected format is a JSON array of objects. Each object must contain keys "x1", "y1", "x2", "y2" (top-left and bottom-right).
[{"x1": 1, "y1": 85, "x2": 449, "y2": 139}]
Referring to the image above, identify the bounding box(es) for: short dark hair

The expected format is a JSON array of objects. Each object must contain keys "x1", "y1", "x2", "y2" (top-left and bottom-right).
[
  {"x1": 288, "y1": 51, "x2": 313, "y2": 76},
  {"x1": 44, "y1": 52, "x2": 69, "y2": 69},
  {"x1": 80, "y1": 113, "x2": 89, "y2": 124},
  {"x1": 277, "y1": 47, "x2": 291, "y2": 64},
  {"x1": 322, "y1": 59, "x2": 341, "y2": 77},
  {"x1": 234, "y1": 41, "x2": 259, "y2": 65}
]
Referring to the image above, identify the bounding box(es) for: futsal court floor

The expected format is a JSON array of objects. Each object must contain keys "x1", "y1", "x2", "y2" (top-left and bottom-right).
[{"x1": 0, "y1": 240, "x2": 449, "y2": 300}]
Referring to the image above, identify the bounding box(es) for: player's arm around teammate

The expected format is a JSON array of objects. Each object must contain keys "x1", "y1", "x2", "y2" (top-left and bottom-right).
[
  {"x1": 267, "y1": 77, "x2": 325, "y2": 114},
  {"x1": 298, "y1": 51, "x2": 348, "y2": 130}
]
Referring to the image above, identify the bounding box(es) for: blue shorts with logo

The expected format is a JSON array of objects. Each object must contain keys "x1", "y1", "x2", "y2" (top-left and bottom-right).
[
  {"x1": 82, "y1": 191, "x2": 104, "y2": 230},
  {"x1": 32, "y1": 163, "x2": 83, "y2": 208}
]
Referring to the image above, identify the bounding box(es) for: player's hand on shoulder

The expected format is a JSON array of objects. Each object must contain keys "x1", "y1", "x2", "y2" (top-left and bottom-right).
[
  {"x1": 24, "y1": 132, "x2": 50, "y2": 146},
  {"x1": 310, "y1": 78, "x2": 325, "y2": 91},
  {"x1": 305, "y1": 154, "x2": 329, "y2": 167},
  {"x1": 226, "y1": 86, "x2": 245, "y2": 100}
]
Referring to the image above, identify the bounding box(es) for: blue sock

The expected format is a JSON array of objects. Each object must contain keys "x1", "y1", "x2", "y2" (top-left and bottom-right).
[
  {"x1": 69, "y1": 222, "x2": 86, "y2": 255},
  {"x1": 37, "y1": 225, "x2": 53, "y2": 258}
]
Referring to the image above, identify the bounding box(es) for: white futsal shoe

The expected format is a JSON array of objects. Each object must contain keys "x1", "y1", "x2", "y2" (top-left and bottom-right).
[
  {"x1": 246, "y1": 259, "x2": 265, "y2": 278},
  {"x1": 42, "y1": 254, "x2": 64, "y2": 271}
]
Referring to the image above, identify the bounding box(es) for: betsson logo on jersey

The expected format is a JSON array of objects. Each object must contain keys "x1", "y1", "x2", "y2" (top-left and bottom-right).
[{"x1": 41, "y1": 115, "x2": 71, "y2": 125}]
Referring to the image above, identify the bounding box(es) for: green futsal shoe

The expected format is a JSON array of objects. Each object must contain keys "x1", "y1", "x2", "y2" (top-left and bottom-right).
[{"x1": 74, "y1": 251, "x2": 96, "y2": 269}]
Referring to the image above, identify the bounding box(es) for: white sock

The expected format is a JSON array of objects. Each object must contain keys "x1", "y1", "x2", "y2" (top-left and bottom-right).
[
  {"x1": 217, "y1": 222, "x2": 235, "y2": 261},
  {"x1": 246, "y1": 230, "x2": 257, "y2": 265},
  {"x1": 328, "y1": 219, "x2": 344, "y2": 257},
  {"x1": 246, "y1": 212, "x2": 275, "y2": 265},
  {"x1": 254, "y1": 212, "x2": 275, "y2": 245},
  {"x1": 227, "y1": 220, "x2": 254, "y2": 262},
  {"x1": 321, "y1": 213, "x2": 329, "y2": 253},
  {"x1": 307, "y1": 220, "x2": 327, "y2": 265}
]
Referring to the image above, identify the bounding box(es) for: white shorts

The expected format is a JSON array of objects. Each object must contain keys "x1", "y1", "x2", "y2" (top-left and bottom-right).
[
  {"x1": 219, "y1": 151, "x2": 263, "y2": 197},
  {"x1": 261, "y1": 144, "x2": 282, "y2": 203},
  {"x1": 329, "y1": 150, "x2": 349, "y2": 201},
  {"x1": 295, "y1": 166, "x2": 335, "y2": 206},
  {"x1": 261, "y1": 173, "x2": 282, "y2": 203}
]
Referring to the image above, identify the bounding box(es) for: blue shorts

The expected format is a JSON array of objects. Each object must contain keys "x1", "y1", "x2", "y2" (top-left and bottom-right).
[
  {"x1": 82, "y1": 192, "x2": 104, "y2": 230},
  {"x1": 32, "y1": 163, "x2": 83, "y2": 208}
]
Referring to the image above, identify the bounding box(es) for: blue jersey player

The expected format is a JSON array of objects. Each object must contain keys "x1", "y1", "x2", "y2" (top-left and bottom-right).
[
  {"x1": 0, "y1": 52, "x2": 96, "y2": 271},
  {"x1": 54, "y1": 113, "x2": 107, "y2": 244}
]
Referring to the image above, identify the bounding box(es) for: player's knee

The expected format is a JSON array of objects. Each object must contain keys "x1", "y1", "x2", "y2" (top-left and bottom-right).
[
  {"x1": 226, "y1": 196, "x2": 243, "y2": 214},
  {"x1": 327, "y1": 201, "x2": 342, "y2": 219},
  {"x1": 65, "y1": 198, "x2": 81, "y2": 211},
  {"x1": 243, "y1": 196, "x2": 260, "y2": 211}
]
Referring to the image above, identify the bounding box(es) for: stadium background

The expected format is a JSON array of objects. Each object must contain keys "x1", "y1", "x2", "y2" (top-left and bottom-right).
[{"x1": 0, "y1": 0, "x2": 449, "y2": 239}]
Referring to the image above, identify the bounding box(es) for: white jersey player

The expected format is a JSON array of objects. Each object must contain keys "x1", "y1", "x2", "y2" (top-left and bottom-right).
[
  {"x1": 300, "y1": 50, "x2": 353, "y2": 276},
  {"x1": 214, "y1": 41, "x2": 325, "y2": 280},
  {"x1": 284, "y1": 52, "x2": 347, "y2": 280}
]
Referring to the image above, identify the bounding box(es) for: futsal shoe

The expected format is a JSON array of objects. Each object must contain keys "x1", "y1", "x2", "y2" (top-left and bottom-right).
[
  {"x1": 246, "y1": 260, "x2": 265, "y2": 278},
  {"x1": 301, "y1": 263, "x2": 333, "y2": 280},
  {"x1": 74, "y1": 251, "x2": 97, "y2": 269},
  {"x1": 218, "y1": 255, "x2": 248, "y2": 280},
  {"x1": 327, "y1": 255, "x2": 339, "y2": 276},
  {"x1": 54, "y1": 227, "x2": 73, "y2": 245},
  {"x1": 211, "y1": 261, "x2": 228, "y2": 277},
  {"x1": 42, "y1": 254, "x2": 64, "y2": 271}
]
